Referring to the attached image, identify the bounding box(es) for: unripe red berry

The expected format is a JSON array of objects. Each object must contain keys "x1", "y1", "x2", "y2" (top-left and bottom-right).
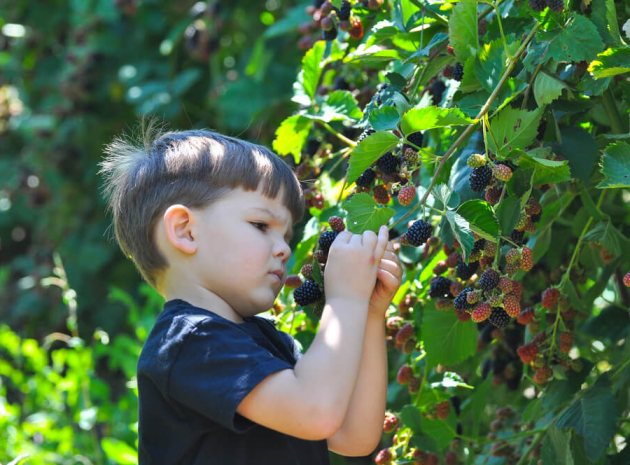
[
  {"x1": 383, "y1": 412, "x2": 399, "y2": 433},
  {"x1": 541, "y1": 287, "x2": 560, "y2": 310},
  {"x1": 623, "y1": 271, "x2": 630, "y2": 287},
  {"x1": 396, "y1": 364, "x2": 413, "y2": 385},
  {"x1": 435, "y1": 400, "x2": 450, "y2": 420},
  {"x1": 374, "y1": 448, "x2": 393, "y2": 465},
  {"x1": 397, "y1": 185, "x2": 416, "y2": 206},
  {"x1": 503, "y1": 294, "x2": 521, "y2": 318},
  {"x1": 328, "y1": 215, "x2": 345, "y2": 232},
  {"x1": 284, "y1": 275, "x2": 302, "y2": 288},
  {"x1": 517, "y1": 307, "x2": 535, "y2": 325},
  {"x1": 520, "y1": 247, "x2": 534, "y2": 272}
]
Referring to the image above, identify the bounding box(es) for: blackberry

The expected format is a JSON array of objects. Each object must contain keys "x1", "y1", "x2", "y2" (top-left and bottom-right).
[
  {"x1": 528, "y1": 0, "x2": 546, "y2": 11},
  {"x1": 406, "y1": 131, "x2": 424, "y2": 149},
  {"x1": 405, "y1": 220, "x2": 432, "y2": 246},
  {"x1": 453, "y1": 62, "x2": 464, "y2": 81},
  {"x1": 322, "y1": 27, "x2": 338, "y2": 41},
  {"x1": 536, "y1": 120, "x2": 547, "y2": 141},
  {"x1": 377, "y1": 152, "x2": 400, "y2": 175},
  {"x1": 318, "y1": 230, "x2": 338, "y2": 253},
  {"x1": 429, "y1": 80, "x2": 446, "y2": 105},
  {"x1": 456, "y1": 259, "x2": 478, "y2": 280},
  {"x1": 454, "y1": 287, "x2": 474, "y2": 310},
  {"x1": 478, "y1": 268, "x2": 500, "y2": 291},
  {"x1": 530, "y1": 212, "x2": 541, "y2": 223},
  {"x1": 488, "y1": 307, "x2": 511, "y2": 328},
  {"x1": 469, "y1": 165, "x2": 493, "y2": 192},
  {"x1": 546, "y1": 0, "x2": 563, "y2": 11},
  {"x1": 510, "y1": 229, "x2": 526, "y2": 245},
  {"x1": 339, "y1": 0, "x2": 351, "y2": 20},
  {"x1": 294, "y1": 279, "x2": 323, "y2": 306},
  {"x1": 471, "y1": 239, "x2": 486, "y2": 255},
  {"x1": 357, "y1": 127, "x2": 375, "y2": 143},
  {"x1": 355, "y1": 168, "x2": 376, "y2": 188},
  {"x1": 429, "y1": 276, "x2": 452, "y2": 298}
]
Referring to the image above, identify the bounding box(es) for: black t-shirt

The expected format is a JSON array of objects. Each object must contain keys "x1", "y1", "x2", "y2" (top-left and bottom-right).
[{"x1": 137, "y1": 299, "x2": 330, "y2": 465}]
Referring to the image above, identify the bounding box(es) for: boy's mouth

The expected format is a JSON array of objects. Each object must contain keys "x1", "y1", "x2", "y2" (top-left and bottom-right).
[{"x1": 269, "y1": 270, "x2": 284, "y2": 282}]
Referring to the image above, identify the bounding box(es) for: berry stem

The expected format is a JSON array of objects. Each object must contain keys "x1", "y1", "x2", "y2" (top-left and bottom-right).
[
  {"x1": 391, "y1": 22, "x2": 540, "y2": 230},
  {"x1": 318, "y1": 121, "x2": 357, "y2": 147},
  {"x1": 492, "y1": 0, "x2": 511, "y2": 60}
]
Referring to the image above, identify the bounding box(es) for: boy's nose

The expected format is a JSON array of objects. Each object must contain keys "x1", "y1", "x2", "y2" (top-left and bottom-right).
[{"x1": 274, "y1": 240, "x2": 291, "y2": 262}]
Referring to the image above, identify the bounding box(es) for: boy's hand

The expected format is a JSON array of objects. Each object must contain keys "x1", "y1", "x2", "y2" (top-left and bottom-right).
[
  {"x1": 368, "y1": 241, "x2": 402, "y2": 317},
  {"x1": 323, "y1": 226, "x2": 389, "y2": 305}
]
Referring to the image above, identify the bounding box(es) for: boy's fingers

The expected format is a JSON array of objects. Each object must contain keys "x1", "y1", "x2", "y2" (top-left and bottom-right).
[
  {"x1": 362, "y1": 229, "x2": 377, "y2": 249},
  {"x1": 334, "y1": 230, "x2": 352, "y2": 245},
  {"x1": 374, "y1": 225, "x2": 389, "y2": 261}
]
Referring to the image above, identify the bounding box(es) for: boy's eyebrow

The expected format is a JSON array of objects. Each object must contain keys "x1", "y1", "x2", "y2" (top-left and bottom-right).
[{"x1": 250, "y1": 207, "x2": 293, "y2": 240}]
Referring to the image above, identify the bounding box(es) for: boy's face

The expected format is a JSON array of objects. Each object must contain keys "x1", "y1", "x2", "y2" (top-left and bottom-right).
[{"x1": 191, "y1": 186, "x2": 294, "y2": 318}]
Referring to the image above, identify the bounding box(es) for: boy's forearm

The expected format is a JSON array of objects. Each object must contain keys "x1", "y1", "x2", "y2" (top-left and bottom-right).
[
  {"x1": 327, "y1": 312, "x2": 387, "y2": 455},
  {"x1": 292, "y1": 297, "x2": 370, "y2": 433}
]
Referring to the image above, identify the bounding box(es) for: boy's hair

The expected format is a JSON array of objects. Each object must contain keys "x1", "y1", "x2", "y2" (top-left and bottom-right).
[{"x1": 99, "y1": 123, "x2": 305, "y2": 287}]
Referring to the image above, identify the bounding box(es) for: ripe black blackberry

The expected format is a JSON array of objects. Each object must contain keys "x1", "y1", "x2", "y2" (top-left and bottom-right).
[
  {"x1": 453, "y1": 63, "x2": 464, "y2": 81},
  {"x1": 456, "y1": 259, "x2": 478, "y2": 280},
  {"x1": 357, "y1": 127, "x2": 375, "y2": 143},
  {"x1": 471, "y1": 239, "x2": 486, "y2": 255},
  {"x1": 478, "y1": 268, "x2": 500, "y2": 291},
  {"x1": 528, "y1": 0, "x2": 546, "y2": 11},
  {"x1": 322, "y1": 27, "x2": 338, "y2": 41},
  {"x1": 536, "y1": 120, "x2": 547, "y2": 141},
  {"x1": 356, "y1": 168, "x2": 376, "y2": 188},
  {"x1": 454, "y1": 287, "x2": 474, "y2": 310},
  {"x1": 469, "y1": 165, "x2": 492, "y2": 192},
  {"x1": 546, "y1": 0, "x2": 563, "y2": 11},
  {"x1": 406, "y1": 131, "x2": 424, "y2": 149},
  {"x1": 429, "y1": 277, "x2": 453, "y2": 298},
  {"x1": 510, "y1": 229, "x2": 526, "y2": 246},
  {"x1": 339, "y1": 0, "x2": 352, "y2": 20},
  {"x1": 429, "y1": 80, "x2": 446, "y2": 105},
  {"x1": 488, "y1": 307, "x2": 511, "y2": 328},
  {"x1": 294, "y1": 279, "x2": 323, "y2": 306},
  {"x1": 377, "y1": 152, "x2": 400, "y2": 175},
  {"x1": 318, "y1": 230, "x2": 338, "y2": 253},
  {"x1": 405, "y1": 220, "x2": 432, "y2": 246}
]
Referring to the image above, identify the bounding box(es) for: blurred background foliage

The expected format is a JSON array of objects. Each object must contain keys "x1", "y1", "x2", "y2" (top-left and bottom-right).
[{"x1": 0, "y1": 0, "x2": 311, "y2": 463}]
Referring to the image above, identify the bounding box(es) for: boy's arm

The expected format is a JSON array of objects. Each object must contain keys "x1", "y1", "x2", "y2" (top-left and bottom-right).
[
  {"x1": 236, "y1": 227, "x2": 389, "y2": 440},
  {"x1": 327, "y1": 245, "x2": 402, "y2": 456}
]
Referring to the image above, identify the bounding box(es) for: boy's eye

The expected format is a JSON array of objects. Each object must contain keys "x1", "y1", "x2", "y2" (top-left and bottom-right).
[{"x1": 251, "y1": 222, "x2": 268, "y2": 232}]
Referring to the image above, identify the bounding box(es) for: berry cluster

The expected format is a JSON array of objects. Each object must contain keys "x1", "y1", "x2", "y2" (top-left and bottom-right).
[
  {"x1": 299, "y1": 0, "x2": 367, "y2": 50},
  {"x1": 466, "y1": 153, "x2": 517, "y2": 198}
]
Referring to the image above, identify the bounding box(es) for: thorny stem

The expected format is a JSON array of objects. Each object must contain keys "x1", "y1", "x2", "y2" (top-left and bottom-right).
[{"x1": 391, "y1": 22, "x2": 541, "y2": 232}]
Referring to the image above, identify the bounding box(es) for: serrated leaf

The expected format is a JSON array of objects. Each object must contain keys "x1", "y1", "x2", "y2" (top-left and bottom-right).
[
  {"x1": 343, "y1": 44, "x2": 401, "y2": 64},
  {"x1": 346, "y1": 132, "x2": 399, "y2": 184},
  {"x1": 368, "y1": 105, "x2": 400, "y2": 131},
  {"x1": 487, "y1": 107, "x2": 542, "y2": 158},
  {"x1": 445, "y1": 210, "x2": 475, "y2": 260},
  {"x1": 546, "y1": 14, "x2": 605, "y2": 63},
  {"x1": 555, "y1": 127, "x2": 599, "y2": 183},
  {"x1": 597, "y1": 142, "x2": 630, "y2": 188},
  {"x1": 519, "y1": 153, "x2": 572, "y2": 185},
  {"x1": 448, "y1": 0, "x2": 478, "y2": 63},
  {"x1": 534, "y1": 72, "x2": 568, "y2": 106},
  {"x1": 272, "y1": 115, "x2": 313, "y2": 164},
  {"x1": 295, "y1": 41, "x2": 325, "y2": 103},
  {"x1": 308, "y1": 90, "x2": 363, "y2": 122},
  {"x1": 420, "y1": 416, "x2": 456, "y2": 450},
  {"x1": 556, "y1": 380, "x2": 618, "y2": 462},
  {"x1": 456, "y1": 200, "x2": 500, "y2": 241},
  {"x1": 583, "y1": 221, "x2": 627, "y2": 256},
  {"x1": 473, "y1": 38, "x2": 515, "y2": 94},
  {"x1": 401, "y1": 404, "x2": 423, "y2": 433},
  {"x1": 588, "y1": 47, "x2": 630, "y2": 79},
  {"x1": 423, "y1": 305, "x2": 477, "y2": 367},
  {"x1": 343, "y1": 193, "x2": 395, "y2": 234},
  {"x1": 590, "y1": 0, "x2": 621, "y2": 46},
  {"x1": 400, "y1": 106, "x2": 474, "y2": 136}
]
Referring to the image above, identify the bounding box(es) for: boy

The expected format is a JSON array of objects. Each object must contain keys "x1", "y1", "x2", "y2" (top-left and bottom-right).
[{"x1": 99, "y1": 127, "x2": 402, "y2": 464}]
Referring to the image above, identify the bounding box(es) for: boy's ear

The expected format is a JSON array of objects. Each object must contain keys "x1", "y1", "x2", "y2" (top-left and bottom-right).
[{"x1": 162, "y1": 204, "x2": 197, "y2": 255}]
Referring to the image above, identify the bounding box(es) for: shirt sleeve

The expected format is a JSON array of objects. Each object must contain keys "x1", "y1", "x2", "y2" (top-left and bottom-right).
[{"x1": 167, "y1": 318, "x2": 293, "y2": 433}]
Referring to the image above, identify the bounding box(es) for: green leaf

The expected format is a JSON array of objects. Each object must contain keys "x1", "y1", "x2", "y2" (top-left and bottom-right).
[
  {"x1": 400, "y1": 106, "x2": 474, "y2": 136},
  {"x1": 473, "y1": 38, "x2": 516, "y2": 94},
  {"x1": 445, "y1": 210, "x2": 475, "y2": 260},
  {"x1": 420, "y1": 416, "x2": 456, "y2": 450},
  {"x1": 590, "y1": 0, "x2": 622, "y2": 46},
  {"x1": 295, "y1": 41, "x2": 325, "y2": 103},
  {"x1": 101, "y1": 438, "x2": 137, "y2": 465},
  {"x1": 545, "y1": 15, "x2": 605, "y2": 63},
  {"x1": 555, "y1": 127, "x2": 599, "y2": 183},
  {"x1": 588, "y1": 47, "x2": 630, "y2": 79},
  {"x1": 448, "y1": 0, "x2": 478, "y2": 63},
  {"x1": 368, "y1": 105, "x2": 400, "y2": 131},
  {"x1": 401, "y1": 404, "x2": 423, "y2": 433},
  {"x1": 343, "y1": 44, "x2": 401, "y2": 64},
  {"x1": 346, "y1": 131, "x2": 399, "y2": 184},
  {"x1": 423, "y1": 305, "x2": 477, "y2": 367},
  {"x1": 583, "y1": 221, "x2": 628, "y2": 256},
  {"x1": 519, "y1": 152, "x2": 572, "y2": 185},
  {"x1": 597, "y1": 142, "x2": 630, "y2": 188},
  {"x1": 343, "y1": 193, "x2": 395, "y2": 234},
  {"x1": 534, "y1": 72, "x2": 568, "y2": 106},
  {"x1": 456, "y1": 200, "x2": 500, "y2": 241},
  {"x1": 487, "y1": 107, "x2": 542, "y2": 158},
  {"x1": 309, "y1": 90, "x2": 363, "y2": 122},
  {"x1": 556, "y1": 379, "x2": 618, "y2": 462},
  {"x1": 272, "y1": 115, "x2": 313, "y2": 164},
  {"x1": 495, "y1": 196, "x2": 521, "y2": 235},
  {"x1": 541, "y1": 426, "x2": 575, "y2": 465}
]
